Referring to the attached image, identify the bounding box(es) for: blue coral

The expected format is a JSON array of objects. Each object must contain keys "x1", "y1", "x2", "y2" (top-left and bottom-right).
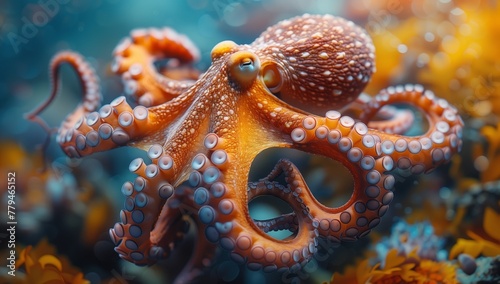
[{"x1": 375, "y1": 221, "x2": 447, "y2": 266}]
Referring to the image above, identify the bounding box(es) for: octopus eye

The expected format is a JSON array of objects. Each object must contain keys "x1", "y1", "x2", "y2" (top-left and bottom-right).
[
  {"x1": 228, "y1": 51, "x2": 260, "y2": 88},
  {"x1": 261, "y1": 63, "x2": 282, "y2": 93},
  {"x1": 240, "y1": 58, "x2": 255, "y2": 72}
]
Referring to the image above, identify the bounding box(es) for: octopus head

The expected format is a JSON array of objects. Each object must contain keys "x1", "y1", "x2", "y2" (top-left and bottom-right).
[{"x1": 252, "y1": 14, "x2": 376, "y2": 114}]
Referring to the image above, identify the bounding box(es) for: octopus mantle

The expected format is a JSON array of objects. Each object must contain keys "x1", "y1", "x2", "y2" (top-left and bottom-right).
[{"x1": 28, "y1": 14, "x2": 463, "y2": 282}]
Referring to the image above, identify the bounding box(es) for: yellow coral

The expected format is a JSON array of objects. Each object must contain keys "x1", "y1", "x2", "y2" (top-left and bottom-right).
[
  {"x1": 361, "y1": 0, "x2": 500, "y2": 118},
  {"x1": 450, "y1": 207, "x2": 500, "y2": 259},
  {"x1": 418, "y1": 1, "x2": 500, "y2": 118},
  {"x1": 11, "y1": 239, "x2": 89, "y2": 284}
]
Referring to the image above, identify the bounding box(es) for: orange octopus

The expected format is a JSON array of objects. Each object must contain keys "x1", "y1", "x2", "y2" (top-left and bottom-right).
[{"x1": 28, "y1": 14, "x2": 464, "y2": 282}]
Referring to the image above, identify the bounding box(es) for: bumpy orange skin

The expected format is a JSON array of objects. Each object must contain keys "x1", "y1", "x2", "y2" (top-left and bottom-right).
[{"x1": 29, "y1": 14, "x2": 463, "y2": 283}]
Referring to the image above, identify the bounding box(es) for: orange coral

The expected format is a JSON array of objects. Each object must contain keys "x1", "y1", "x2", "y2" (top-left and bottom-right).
[
  {"x1": 11, "y1": 239, "x2": 89, "y2": 284},
  {"x1": 328, "y1": 249, "x2": 458, "y2": 284}
]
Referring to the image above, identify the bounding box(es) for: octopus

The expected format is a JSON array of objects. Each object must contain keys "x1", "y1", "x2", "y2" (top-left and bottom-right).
[{"x1": 27, "y1": 14, "x2": 463, "y2": 283}]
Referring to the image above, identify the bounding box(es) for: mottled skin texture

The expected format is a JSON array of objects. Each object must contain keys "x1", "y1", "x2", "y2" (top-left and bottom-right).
[{"x1": 28, "y1": 14, "x2": 463, "y2": 282}]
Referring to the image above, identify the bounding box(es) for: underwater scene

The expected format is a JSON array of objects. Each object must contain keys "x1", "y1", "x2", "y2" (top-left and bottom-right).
[{"x1": 1, "y1": 0, "x2": 499, "y2": 283}]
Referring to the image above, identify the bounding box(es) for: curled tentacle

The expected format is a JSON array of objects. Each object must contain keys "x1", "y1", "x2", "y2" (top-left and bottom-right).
[
  {"x1": 358, "y1": 84, "x2": 464, "y2": 173},
  {"x1": 172, "y1": 217, "x2": 218, "y2": 284},
  {"x1": 109, "y1": 154, "x2": 176, "y2": 265},
  {"x1": 365, "y1": 105, "x2": 415, "y2": 134},
  {"x1": 252, "y1": 212, "x2": 298, "y2": 234},
  {"x1": 283, "y1": 114, "x2": 396, "y2": 241},
  {"x1": 187, "y1": 151, "x2": 318, "y2": 273},
  {"x1": 25, "y1": 51, "x2": 101, "y2": 141},
  {"x1": 259, "y1": 159, "x2": 390, "y2": 242},
  {"x1": 112, "y1": 27, "x2": 200, "y2": 106},
  {"x1": 154, "y1": 187, "x2": 218, "y2": 284},
  {"x1": 252, "y1": 14, "x2": 375, "y2": 114}
]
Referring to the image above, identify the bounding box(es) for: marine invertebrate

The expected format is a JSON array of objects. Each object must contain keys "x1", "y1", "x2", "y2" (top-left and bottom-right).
[{"x1": 27, "y1": 14, "x2": 463, "y2": 282}]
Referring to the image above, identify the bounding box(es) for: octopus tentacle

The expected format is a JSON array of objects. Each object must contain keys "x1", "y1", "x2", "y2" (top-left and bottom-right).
[
  {"x1": 359, "y1": 84, "x2": 464, "y2": 173},
  {"x1": 56, "y1": 95, "x2": 159, "y2": 158},
  {"x1": 186, "y1": 149, "x2": 318, "y2": 272},
  {"x1": 54, "y1": 87, "x2": 200, "y2": 159},
  {"x1": 252, "y1": 213, "x2": 298, "y2": 234},
  {"x1": 31, "y1": 13, "x2": 466, "y2": 282},
  {"x1": 247, "y1": 180, "x2": 299, "y2": 234},
  {"x1": 109, "y1": 155, "x2": 176, "y2": 265},
  {"x1": 112, "y1": 27, "x2": 200, "y2": 107},
  {"x1": 341, "y1": 94, "x2": 415, "y2": 134},
  {"x1": 364, "y1": 106, "x2": 415, "y2": 134},
  {"x1": 154, "y1": 187, "x2": 217, "y2": 284},
  {"x1": 260, "y1": 158, "x2": 390, "y2": 242},
  {"x1": 173, "y1": 219, "x2": 217, "y2": 284},
  {"x1": 26, "y1": 51, "x2": 101, "y2": 138}
]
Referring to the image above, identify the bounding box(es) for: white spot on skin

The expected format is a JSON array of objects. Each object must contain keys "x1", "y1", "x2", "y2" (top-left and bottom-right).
[
  {"x1": 323, "y1": 70, "x2": 331, "y2": 76},
  {"x1": 336, "y1": 52, "x2": 345, "y2": 59},
  {"x1": 311, "y1": 32, "x2": 323, "y2": 38},
  {"x1": 301, "y1": 52, "x2": 310, "y2": 57},
  {"x1": 319, "y1": 52, "x2": 328, "y2": 59}
]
